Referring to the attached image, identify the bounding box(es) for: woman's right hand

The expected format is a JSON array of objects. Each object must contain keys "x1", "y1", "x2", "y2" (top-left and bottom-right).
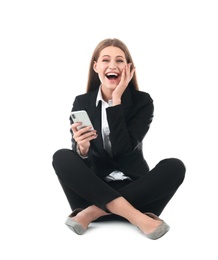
[{"x1": 71, "y1": 122, "x2": 97, "y2": 156}]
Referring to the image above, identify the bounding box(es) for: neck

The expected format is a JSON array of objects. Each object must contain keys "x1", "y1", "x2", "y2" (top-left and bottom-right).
[{"x1": 100, "y1": 85, "x2": 112, "y2": 102}]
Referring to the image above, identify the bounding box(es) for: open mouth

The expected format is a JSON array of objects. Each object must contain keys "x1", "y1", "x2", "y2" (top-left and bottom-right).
[{"x1": 106, "y1": 73, "x2": 119, "y2": 80}]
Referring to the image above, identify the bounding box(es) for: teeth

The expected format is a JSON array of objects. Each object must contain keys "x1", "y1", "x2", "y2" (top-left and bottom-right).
[{"x1": 106, "y1": 73, "x2": 118, "y2": 76}]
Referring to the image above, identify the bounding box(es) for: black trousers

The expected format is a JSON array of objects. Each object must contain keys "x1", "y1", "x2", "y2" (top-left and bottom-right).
[{"x1": 52, "y1": 149, "x2": 185, "y2": 216}]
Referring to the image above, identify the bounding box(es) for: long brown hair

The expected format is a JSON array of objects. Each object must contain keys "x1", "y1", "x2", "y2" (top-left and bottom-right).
[{"x1": 86, "y1": 38, "x2": 139, "y2": 92}]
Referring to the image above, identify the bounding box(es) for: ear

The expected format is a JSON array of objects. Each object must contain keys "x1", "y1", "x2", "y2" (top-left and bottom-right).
[{"x1": 93, "y1": 61, "x2": 98, "y2": 73}]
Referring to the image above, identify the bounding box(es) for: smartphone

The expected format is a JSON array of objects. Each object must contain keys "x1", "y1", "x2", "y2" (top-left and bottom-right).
[{"x1": 70, "y1": 110, "x2": 94, "y2": 130}]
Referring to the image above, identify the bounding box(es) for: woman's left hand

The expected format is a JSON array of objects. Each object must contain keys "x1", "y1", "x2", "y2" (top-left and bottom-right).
[{"x1": 112, "y1": 63, "x2": 135, "y2": 105}]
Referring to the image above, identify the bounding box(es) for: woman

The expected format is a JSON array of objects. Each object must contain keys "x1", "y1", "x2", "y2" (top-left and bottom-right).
[{"x1": 52, "y1": 38, "x2": 186, "y2": 239}]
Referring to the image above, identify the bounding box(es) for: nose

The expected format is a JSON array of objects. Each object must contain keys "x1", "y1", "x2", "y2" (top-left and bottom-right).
[{"x1": 109, "y1": 61, "x2": 117, "y2": 70}]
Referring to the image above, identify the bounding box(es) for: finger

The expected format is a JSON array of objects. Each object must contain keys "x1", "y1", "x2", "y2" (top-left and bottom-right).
[
  {"x1": 126, "y1": 63, "x2": 135, "y2": 81},
  {"x1": 125, "y1": 64, "x2": 133, "y2": 78},
  {"x1": 121, "y1": 66, "x2": 126, "y2": 78},
  {"x1": 71, "y1": 124, "x2": 93, "y2": 135},
  {"x1": 79, "y1": 130, "x2": 97, "y2": 140},
  {"x1": 76, "y1": 134, "x2": 98, "y2": 147},
  {"x1": 71, "y1": 122, "x2": 82, "y2": 133},
  {"x1": 74, "y1": 129, "x2": 97, "y2": 142},
  {"x1": 127, "y1": 63, "x2": 132, "y2": 70},
  {"x1": 130, "y1": 66, "x2": 135, "y2": 80},
  {"x1": 78, "y1": 134, "x2": 98, "y2": 145},
  {"x1": 74, "y1": 126, "x2": 95, "y2": 139},
  {"x1": 78, "y1": 126, "x2": 94, "y2": 134}
]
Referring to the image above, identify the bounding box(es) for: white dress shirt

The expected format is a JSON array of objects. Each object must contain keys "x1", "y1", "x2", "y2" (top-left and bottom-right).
[{"x1": 96, "y1": 86, "x2": 131, "y2": 182}]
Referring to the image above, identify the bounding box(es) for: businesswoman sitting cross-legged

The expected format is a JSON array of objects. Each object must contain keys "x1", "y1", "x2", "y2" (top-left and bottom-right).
[{"x1": 52, "y1": 38, "x2": 186, "y2": 240}]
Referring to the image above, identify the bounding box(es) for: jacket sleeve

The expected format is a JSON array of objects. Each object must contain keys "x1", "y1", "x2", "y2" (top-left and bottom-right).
[
  {"x1": 69, "y1": 96, "x2": 92, "y2": 164},
  {"x1": 106, "y1": 96, "x2": 154, "y2": 158},
  {"x1": 69, "y1": 96, "x2": 80, "y2": 152}
]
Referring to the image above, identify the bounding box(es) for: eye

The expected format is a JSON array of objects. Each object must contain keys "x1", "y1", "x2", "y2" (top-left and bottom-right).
[
  {"x1": 117, "y1": 59, "x2": 124, "y2": 63},
  {"x1": 102, "y1": 59, "x2": 109, "y2": 62}
]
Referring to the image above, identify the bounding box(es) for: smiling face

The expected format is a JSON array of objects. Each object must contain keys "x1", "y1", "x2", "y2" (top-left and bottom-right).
[{"x1": 93, "y1": 46, "x2": 127, "y2": 100}]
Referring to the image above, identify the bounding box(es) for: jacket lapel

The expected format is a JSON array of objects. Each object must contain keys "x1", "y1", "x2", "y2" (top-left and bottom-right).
[
  {"x1": 87, "y1": 86, "x2": 133, "y2": 160},
  {"x1": 121, "y1": 86, "x2": 133, "y2": 118},
  {"x1": 88, "y1": 90, "x2": 110, "y2": 158}
]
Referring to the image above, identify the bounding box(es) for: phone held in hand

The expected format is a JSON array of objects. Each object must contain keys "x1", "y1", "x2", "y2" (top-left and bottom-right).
[{"x1": 70, "y1": 110, "x2": 94, "y2": 130}]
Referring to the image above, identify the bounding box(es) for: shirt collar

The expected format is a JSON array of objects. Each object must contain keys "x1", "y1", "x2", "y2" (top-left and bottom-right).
[{"x1": 96, "y1": 85, "x2": 113, "y2": 107}]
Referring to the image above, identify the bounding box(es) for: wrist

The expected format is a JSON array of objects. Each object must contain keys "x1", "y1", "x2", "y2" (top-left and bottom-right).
[
  {"x1": 112, "y1": 97, "x2": 121, "y2": 106},
  {"x1": 79, "y1": 147, "x2": 88, "y2": 157},
  {"x1": 76, "y1": 145, "x2": 88, "y2": 158}
]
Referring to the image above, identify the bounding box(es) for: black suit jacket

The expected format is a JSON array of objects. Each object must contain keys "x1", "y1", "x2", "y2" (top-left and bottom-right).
[{"x1": 70, "y1": 86, "x2": 154, "y2": 180}]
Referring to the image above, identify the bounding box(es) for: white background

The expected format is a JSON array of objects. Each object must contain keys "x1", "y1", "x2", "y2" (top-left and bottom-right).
[{"x1": 0, "y1": 0, "x2": 217, "y2": 259}]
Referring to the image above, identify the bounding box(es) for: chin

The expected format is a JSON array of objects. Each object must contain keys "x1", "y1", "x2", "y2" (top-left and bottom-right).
[
  {"x1": 109, "y1": 82, "x2": 119, "y2": 88},
  {"x1": 102, "y1": 81, "x2": 119, "y2": 91}
]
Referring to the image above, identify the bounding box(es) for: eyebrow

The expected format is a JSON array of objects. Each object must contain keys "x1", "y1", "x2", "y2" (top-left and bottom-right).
[{"x1": 101, "y1": 55, "x2": 125, "y2": 58}]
